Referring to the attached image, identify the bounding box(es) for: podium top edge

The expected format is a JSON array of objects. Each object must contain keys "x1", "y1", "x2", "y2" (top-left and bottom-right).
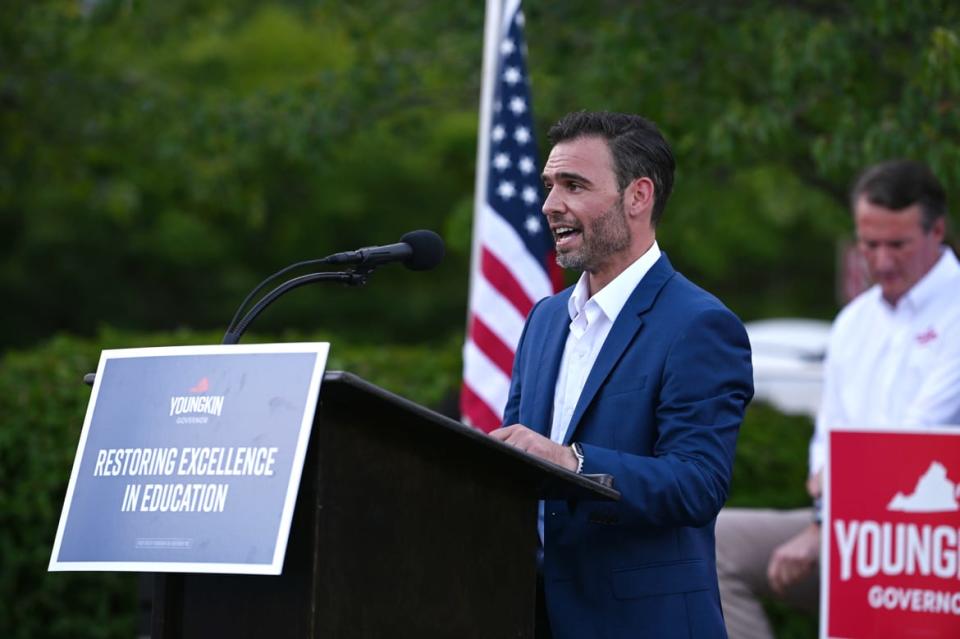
[{"x1": 322, "y1": 370, "x2": 619, "y2": 502}]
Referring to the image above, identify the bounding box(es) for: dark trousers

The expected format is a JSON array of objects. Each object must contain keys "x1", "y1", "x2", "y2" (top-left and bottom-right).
[{"x1": 535, "y1": 573, "x2": 552, "y2": 639}]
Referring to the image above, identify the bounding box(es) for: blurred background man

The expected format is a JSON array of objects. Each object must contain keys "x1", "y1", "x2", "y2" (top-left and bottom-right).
[{"x1": 716, "y1": 159, "x2": 960, "y2": 639}]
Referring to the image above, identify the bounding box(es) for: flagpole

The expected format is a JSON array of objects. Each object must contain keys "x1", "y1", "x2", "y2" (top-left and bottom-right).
[
  {"x1": 463, "y1": 0, "x2": 554, "y2": 430},
  {"x1": 466, "y1": 0, "x2": 505, "y2": 331}
]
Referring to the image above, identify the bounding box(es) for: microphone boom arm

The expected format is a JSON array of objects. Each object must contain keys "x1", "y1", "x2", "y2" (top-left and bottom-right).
[
  {"x1": 221, "y1": 229, "x2": 443, "y2": 344},
  {"x1": 222, "y1": 269, "x2": 370, "y2": 345},
  {"x1": 224, "y1": 256, "x2": 334, "y2": 337}
]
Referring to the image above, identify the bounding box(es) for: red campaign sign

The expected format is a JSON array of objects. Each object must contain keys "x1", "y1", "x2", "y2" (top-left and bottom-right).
[{"x1": 824, "y1": 429, "x2": 960, "y2": 639}]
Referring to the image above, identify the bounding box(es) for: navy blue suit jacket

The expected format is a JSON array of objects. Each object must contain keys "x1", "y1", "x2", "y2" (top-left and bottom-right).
[{"x1": 504, "y1": 254, "x2": 753, "y2": 639}]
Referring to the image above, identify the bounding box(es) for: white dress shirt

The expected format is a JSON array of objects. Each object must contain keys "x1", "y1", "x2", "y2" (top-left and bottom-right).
[
  {"x1": 550, "y1": 241, "x2": 662, "y2": 445},
  {"x1": 808, "y1": 247, "x2": 960, "y2": 474},
  {"x1": 539, "y1": 242, "x2": 661, "y2": 543}
]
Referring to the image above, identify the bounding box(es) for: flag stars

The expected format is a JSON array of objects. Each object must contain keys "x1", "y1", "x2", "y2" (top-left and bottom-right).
[
  {"x1": 525, "y1": 215, "x2": 542, "y2": 235},
  {"x1": 466, "y1": 6, "x2": 552, "y2": 431},
  {"x1": 509, "y1": 96, "x2": 527, "y2": 115},
  {"x1": 514, "y1": 126, "x2": 531, "y2": 144},
  {"x1": 497, "y1": 181, "x2": 517, "y2": 200}
]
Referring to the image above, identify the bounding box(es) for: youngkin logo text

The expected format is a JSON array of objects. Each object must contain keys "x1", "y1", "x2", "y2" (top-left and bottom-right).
[
  {"x1": 835, "y1": 520, "x2": 960, "y2": 581},
  {"x1": 169, "y1": 395, "x2": 225, "y2": 423},
  {"x1": 831, "y1": 459, "x2": 960, "y2": 620}
]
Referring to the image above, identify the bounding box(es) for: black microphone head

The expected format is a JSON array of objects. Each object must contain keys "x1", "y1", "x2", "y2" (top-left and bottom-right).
[{"x1": 400, "y1": 229, "x2": 445, "y2": 271}]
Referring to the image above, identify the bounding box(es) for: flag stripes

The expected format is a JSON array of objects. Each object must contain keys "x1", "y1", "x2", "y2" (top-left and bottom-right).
[{"x1": 462, "y1": 0, "x2": 562, "y2": 432}]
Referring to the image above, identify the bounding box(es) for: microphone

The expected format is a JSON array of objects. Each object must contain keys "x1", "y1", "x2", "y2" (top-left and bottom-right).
[{"x1": 324, "y1": 230, "x2": 445, "y2": 271}]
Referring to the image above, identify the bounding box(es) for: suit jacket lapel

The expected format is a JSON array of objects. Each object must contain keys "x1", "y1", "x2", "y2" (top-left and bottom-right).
[
  {"x1": 562, "y1": 254, "x2": 676, "y2": 445},
  {"x1": 530, "y1": 292, "x2": 573, "y2": 437}
]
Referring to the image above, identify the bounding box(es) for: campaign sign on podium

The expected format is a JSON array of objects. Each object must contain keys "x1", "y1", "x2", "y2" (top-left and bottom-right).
[
  {"x1": 49, "y1": 343, "x2": 328, "y2": 575},
  {"x1": 823, "y1": 428, "x2": 960, "y2": 639}
]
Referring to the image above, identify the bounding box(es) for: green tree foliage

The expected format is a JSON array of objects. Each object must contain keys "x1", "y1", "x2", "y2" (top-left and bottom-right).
[
  {"x1": 524, "y1": 0, "x2": 960, "y2": 318},
  {"x1": 2, "y1": 1, "x2": 959, "y2": 350},
  {"x1": 1, "y1": 0, "x2": 483, "y2": 348},
  {"x1": 0, "y1": 335, "x2": 138, "y2": 639}
]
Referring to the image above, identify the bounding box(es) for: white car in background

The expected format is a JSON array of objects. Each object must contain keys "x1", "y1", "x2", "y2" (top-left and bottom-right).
[{"x1": 744, "y1": 319, "x2": 831, "y2": 420}]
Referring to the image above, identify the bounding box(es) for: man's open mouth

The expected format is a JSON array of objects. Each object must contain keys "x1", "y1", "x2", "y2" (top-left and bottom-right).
[{"x1": 552, "y1": 226, "x2": 582, "y2": 248}]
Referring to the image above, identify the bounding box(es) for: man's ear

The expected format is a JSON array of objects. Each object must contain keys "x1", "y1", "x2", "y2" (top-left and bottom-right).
[
  {"x1": 930, "y1": 215, "x2": 947, "y2": 243},
  {"x1": 625, "y1": 176, "x2": 656, "y2": 221}
]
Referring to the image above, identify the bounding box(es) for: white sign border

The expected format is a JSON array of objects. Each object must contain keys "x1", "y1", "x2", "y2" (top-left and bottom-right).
[
  {"x1": 820, "y1": 425, "x2": 960, "y2": 639},
  {"x1": 48, "y1": 342, "x2": 330, "y2": 575}
]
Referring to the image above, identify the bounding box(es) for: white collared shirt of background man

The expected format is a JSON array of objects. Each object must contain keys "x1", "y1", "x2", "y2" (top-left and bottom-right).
[{"x1": 809, "y1": 247, "x2": 960, "y2": 474}]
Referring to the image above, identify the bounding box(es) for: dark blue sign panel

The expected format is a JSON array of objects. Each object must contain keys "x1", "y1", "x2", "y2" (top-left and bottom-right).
[{"x1": 49, "y1": 344, "x2": 328, "y2": 574}]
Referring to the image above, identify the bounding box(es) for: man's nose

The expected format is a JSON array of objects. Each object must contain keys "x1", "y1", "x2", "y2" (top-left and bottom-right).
[
  {"x1": 872, "y1": 247, "x2": 897, "y2": 271},
  {"x1": 542, "y1": 188, "x2": 561, "y2": 216}
]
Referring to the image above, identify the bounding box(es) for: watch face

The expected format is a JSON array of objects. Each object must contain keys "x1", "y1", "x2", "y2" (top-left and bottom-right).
[{"x1": 572, "y1": 443, "x2": 584, "y2": 473}]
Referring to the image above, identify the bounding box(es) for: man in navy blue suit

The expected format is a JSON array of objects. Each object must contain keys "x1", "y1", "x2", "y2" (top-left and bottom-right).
[{"x1": 490, "y1": 111, "x2": 754, "y2": 639}]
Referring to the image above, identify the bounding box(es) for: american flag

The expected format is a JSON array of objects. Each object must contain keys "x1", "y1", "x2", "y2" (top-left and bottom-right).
[{"x1": 461, "y1": 0, "x2": 562, "y2": 432}]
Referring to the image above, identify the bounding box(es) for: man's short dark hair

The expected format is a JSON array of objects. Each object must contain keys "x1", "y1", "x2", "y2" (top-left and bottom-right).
[
  {"x1": 548, "y1": 111, "x2": 675, "y2": 226},
  {"x1": 851, "y1": 159, "x2": 947, "y2": 231}
]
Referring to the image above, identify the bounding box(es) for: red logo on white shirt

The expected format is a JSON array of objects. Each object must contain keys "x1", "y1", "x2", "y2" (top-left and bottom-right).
[{"x1": 915, "y1": 328, "x2": 938, "y2": 345}]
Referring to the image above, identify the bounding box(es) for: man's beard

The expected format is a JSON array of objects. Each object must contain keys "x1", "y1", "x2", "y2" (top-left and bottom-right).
[{"x1": 556, "y1": 198, "x2": 631, "y2": 272}]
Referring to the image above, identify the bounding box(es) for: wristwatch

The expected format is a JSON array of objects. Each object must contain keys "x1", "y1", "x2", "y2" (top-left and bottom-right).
[{"x1": 571, "y1": 442, "x2": 585, "y2": 474}]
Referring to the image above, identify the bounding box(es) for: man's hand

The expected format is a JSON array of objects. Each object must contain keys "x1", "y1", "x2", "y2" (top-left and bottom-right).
[
  {"x1": 767, "y1": 523, "x2": 821, "y2": 595},
  {"x1": 489, "y1": 424, "x2": 579, "y2": 472}
]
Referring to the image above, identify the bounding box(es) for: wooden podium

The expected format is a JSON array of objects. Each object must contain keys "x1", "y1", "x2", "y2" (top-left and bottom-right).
[{"x1": 151, "y1": 371, "x2": 617, "y2": 638}]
